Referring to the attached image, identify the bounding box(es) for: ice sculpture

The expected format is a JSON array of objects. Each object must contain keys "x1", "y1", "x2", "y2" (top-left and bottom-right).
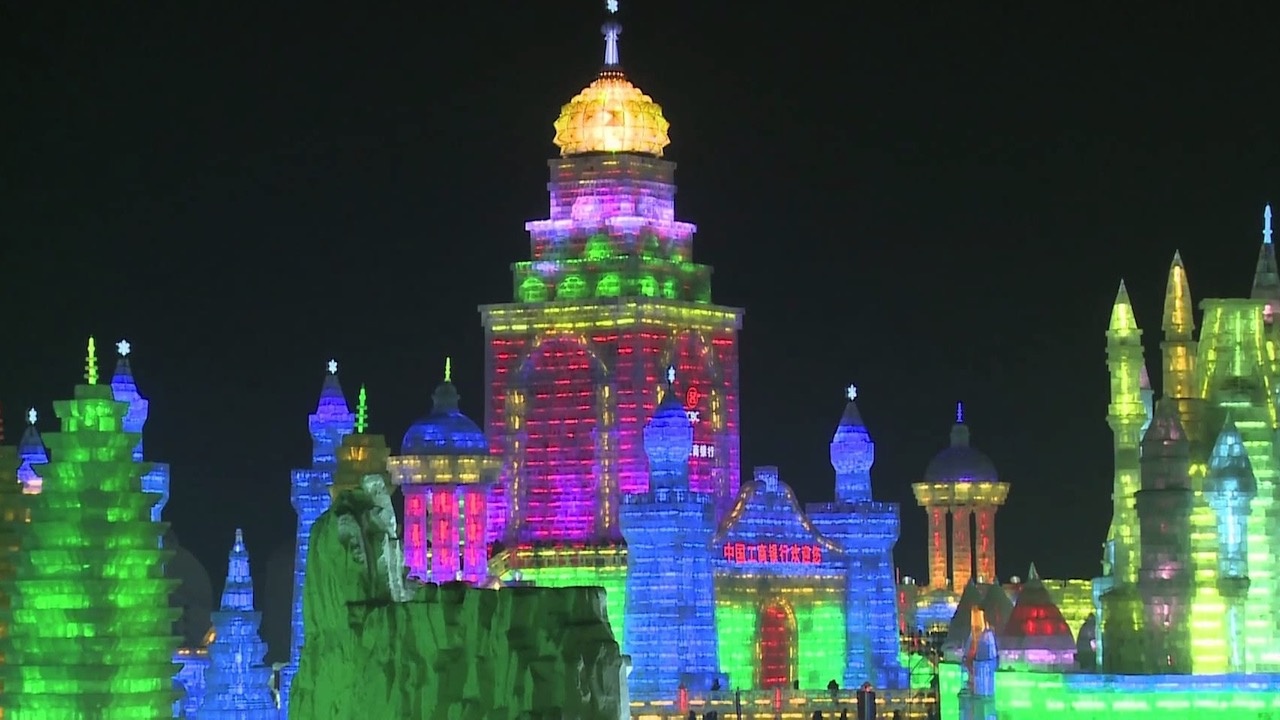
[
  {"x1": 291, "y1": 480, "x2": 626, "y2": 719},
  {"x1": 197, "y1": 529, "x2": 277, "y2": 718}
]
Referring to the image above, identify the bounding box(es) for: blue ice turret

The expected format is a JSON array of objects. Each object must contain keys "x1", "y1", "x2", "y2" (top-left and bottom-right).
[
  {"x1": 108, "y1": 339, "x2": 170, "y2": 523},
  {"x1": 197, "y1": 529, "x2": 277, "y2": 718},
  {"x1": 281, "y1": 359, "x2": 354, "y2": 715},
  {"x1": 830, "y1": 385, "x2": 874, "y2": 502},
  {"x1": 16, "y1": 408, "x2": 47, "y2": 495},
  {"x1": 806, "y1": 386, "x2": 904, "y2": 688},
  {"x1": 1207, "y1": 421, "x2": 1257, "y2": 672},
  {"x1": 620, "y1": 366, "x2": 722, "y2": 698}
]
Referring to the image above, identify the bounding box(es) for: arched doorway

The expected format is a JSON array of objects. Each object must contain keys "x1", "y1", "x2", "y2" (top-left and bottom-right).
[{"x1": 759, "y1": 600, "x2": 796, "y2": 689}]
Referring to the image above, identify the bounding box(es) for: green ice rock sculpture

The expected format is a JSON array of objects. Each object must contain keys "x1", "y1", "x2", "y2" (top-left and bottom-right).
[{"x1": 291, "y1": 476, "x2": 628, "y2": 719}]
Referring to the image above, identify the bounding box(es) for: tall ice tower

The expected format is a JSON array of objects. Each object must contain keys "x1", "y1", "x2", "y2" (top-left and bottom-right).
[{"x1": 480, "y1": 0, "x2": 744, "y2": 544}]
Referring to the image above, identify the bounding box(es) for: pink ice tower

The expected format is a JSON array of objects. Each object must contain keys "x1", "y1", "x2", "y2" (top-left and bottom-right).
[{"x1": 389, "y1": 360, "x2": 500, "y2": 584}]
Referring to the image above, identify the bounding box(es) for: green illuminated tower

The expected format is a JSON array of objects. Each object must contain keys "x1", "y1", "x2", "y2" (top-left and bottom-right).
[
  {"x1": 0, "y1": 339, "x2": 179, "y2": 719},
  {"x1": 0, "y1": 408, "x2": 25, "y2": 709},
  {"x1": 1104, "y1": 281, "x2": 1147, "y2": 585}
]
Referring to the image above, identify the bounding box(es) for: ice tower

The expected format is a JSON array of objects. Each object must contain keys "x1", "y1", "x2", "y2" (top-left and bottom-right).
[
  {"x1": 620, "y1": 367, "x2": 720, "y2": 697},
  {"x1": 806, "y1": 387, "x2": 902, "y2": 686},
  {"x1": 1207, "y1": 422, "x2": 1256, "y2": 672},
  {"x1": 16, "y1": 408, "x2": 46, "y2": 496},
  {"x1": 480, "y1": 0, "x2": 743, "y2": 545},
  {"x1": 280, "y1": 359, "x2": 353, "y2": 714},
  {"x1": 109, "y1": 339, "x2": 171, "y2": 523},
  {"x1": 197, "y1": 529, "x2": 276, "y2": 718},
  {"x1": 1097, "y1": 206, "x2": 1280, "y2": 673},
  {"x1": 390, "y1": 360, "x2": 498, "y2": 584},
  {"x1": 0, "y1": 338, "x2": 179, "y2": 717},
  {"x1": 1134, "y1": 400, "x2": 1194, "y2": 673}
]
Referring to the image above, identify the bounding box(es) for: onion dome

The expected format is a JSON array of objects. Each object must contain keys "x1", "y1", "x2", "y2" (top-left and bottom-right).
[
  {"x1": 830, "y1": 385, "x2": 874, "y2": 475},
  {"x1": 924, "y1": 402, "x2": 999, "y2": 484},
  {"x1": 644, "y1": 367, "x2": 694, "y2": 467},
  {"x1": 400, "y1": 358, "x2": 488, "y2": 456},
  {"x1": 552, "y1": 9, "x2": 670, "y2": 157}
]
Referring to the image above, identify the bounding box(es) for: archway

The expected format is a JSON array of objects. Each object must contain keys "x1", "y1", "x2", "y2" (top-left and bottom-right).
[{"x1": 759, "y1": 600, "x2": 796, "y2": 689}]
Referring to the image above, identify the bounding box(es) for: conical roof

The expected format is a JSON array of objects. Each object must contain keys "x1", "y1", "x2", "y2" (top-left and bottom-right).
[
  {"x1": 944, "y1": 580, "x2": 988, "y2": 650},
  {"x1": 980, "y1": 583, "x2": 1014, "y2": 634},
  {"x1": 220, "y1": 529, "x2": 255, "y2": 612},
  {"x1": 1000, "y1": 564, "x2": 1074, "y2": 651},
  {"x1": 831, "y1": 386, "x2": 874, "y2": 475},
  {"x1": 315, "y1": 360, "x2": 352, "y2": 421}
]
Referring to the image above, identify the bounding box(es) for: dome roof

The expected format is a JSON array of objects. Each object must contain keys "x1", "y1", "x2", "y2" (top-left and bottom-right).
[
  {"x1": 644, "y1": 389, "x2": 693, "y2": 465},
  {"x1": 553, "y1": 17, "x2": 669, "y2": 157},
  {"x1": 400, "y1": 375, "x2": 488, "y2": 456},
  {"x1": 924, "y1": 404, "x2": 998, "y2": 484}
]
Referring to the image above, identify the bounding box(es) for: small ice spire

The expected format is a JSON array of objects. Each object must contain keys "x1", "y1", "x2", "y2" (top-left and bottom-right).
[
  {"x1": 956, "y1": 401, "x2": 964, "y2": 424},
  {"x1": 85, "y1": 336, "x2": 98, "y2": 385},
  {"x1": 355, "y1": 384, "x2": 369, "y2": 434},
  {"x1": 116, "y1": 339, "x2": 131, "y2": 357},
  {"x1": 444, "y1": 357, "x2": 452, "y2": 384},
  {"x1": 602, "y1": 1, "x2": 622, "y2": 67},
  {"x1": 1266, "y1": 204, "x2": 1273, "y2": 245},
  {"x1": 327, "y1": 358, "x2": 338, "y2": 375},
  {"x1": 846, "y1": 384, "x2": 858, "y2": 401}
]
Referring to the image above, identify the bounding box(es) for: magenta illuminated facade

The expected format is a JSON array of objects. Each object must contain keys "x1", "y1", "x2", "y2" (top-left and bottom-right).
[{"x1": 480, "y1": 30, "x2": 743, "y2": 543}]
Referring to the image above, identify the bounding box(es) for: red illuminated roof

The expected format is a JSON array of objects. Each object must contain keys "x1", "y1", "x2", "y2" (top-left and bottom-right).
[{"x1": 999, "y1": 563, "x2": 1075, "y2": 650}]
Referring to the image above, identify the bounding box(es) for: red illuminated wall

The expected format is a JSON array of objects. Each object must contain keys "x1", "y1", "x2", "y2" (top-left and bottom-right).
[{"x1": 484, "y1": 322, "x2": 740, "y2": 543}]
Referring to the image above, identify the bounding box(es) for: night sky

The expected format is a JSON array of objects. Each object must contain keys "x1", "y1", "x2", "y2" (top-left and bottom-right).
[{"x1": 4, "y1": 1, "x2": 1279, "y2": 653}]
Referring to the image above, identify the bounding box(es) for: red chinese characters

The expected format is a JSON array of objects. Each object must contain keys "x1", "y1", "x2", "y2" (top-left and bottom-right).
[{"x1": 719, "y1": 541, "x2": 824, "y2": 565}]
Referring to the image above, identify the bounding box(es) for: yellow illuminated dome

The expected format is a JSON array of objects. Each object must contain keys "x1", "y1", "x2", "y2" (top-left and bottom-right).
[{"x1": 553, "y1": 69, "x2": 671, "y2": 157}]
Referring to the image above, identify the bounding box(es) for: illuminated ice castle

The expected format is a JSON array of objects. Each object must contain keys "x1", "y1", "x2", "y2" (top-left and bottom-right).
[
  {"x1": 269, "y1": 2, "x2": 905, "y2": 706},
  {"x1": 1097, "y1": 204, "x2": 1280, "y2": 674}
]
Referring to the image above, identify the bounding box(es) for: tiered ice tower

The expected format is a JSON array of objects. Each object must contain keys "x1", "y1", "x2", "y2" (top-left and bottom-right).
[
  {"x1": 480, "y1": 0, "x2": 743, "y2": 545},
  {"x1": 16, "y1": 407, "x2": 47, "y2": 495},
  {"x1": 197, "y1": 529, "x2": 277, "y2": 718},
  {"x1": 280, "y1": 359, "x2": 353, "y2": 714},
  {"x1": 109, "y1": 339, "x2": 171, "y2": 524},
  {"x1": 0, "y1": 338, "x2": 178, "y2": 717},
  {"x1": 0, "y1": 407, "x2": 23, "y2": 703},
  {"x1": 620, "y1": 366, "x2": 720, "y2": 697},
  {"x1": 805, "y1": 386, "x2": 902, "y2": 686},
  {"x1": 389, "y1": 360, "x2": 499, "y2": 584}
]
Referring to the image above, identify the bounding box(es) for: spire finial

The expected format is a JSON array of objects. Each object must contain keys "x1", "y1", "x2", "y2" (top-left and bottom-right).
[
  {"x1": 85, "y1": 336, "x2": 99, "y2": 385},
  {"x1": 327, "y1": 358, "x2": 338, "y2": 375},
  {"x1": 444, "y1": 356, "x2": 452, "y2": 384},
  {"x1": 116, "y1": 339, "x2": 131, "y2": 357},
  {"x1": 234, "y1": 527, "x2": 245, "y2": 550},
  {"x1": 1266, "y1": 203, "x2": 1273, "y2": 246},
  {"x1": 956, "y1": 401, "x2": 964, "y2": 424},
  {"x1": 846, "y1": 384, "x2": 857, "y2": 401},
  {"x1": 26, "y1": 408, "x2": 36, "y2": 426},
  {"x1": 356, "y1": 384, "x2": 368, "y2": 434},
  {"x1": 602, "y1": 0, "x2": 621, "y2": 67},
  {"x1": 666, "y1": 365, "x2": 676, "y2": 389}
]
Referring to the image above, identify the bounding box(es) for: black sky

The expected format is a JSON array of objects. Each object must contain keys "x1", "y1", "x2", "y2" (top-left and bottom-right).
[{"x1": 3, "y1": 1, "x2": 1279, "y2": 618}]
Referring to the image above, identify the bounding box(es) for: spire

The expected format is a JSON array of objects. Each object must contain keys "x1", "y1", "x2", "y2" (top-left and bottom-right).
[
  {"x1": 1252, "y1": 203, "x2": 1280, "y2": 306},
  {"x1": 1027, "y1": 562, "x2": 1040, "y2": 582},
  {"x1": 84, "y1": 336, "x2": 98, "y2": 385},
  {"x1": 1208, "y1": 420, "x2": 1257, "y2": 496},
  {"x1": 355, "y1": 384, "x2": 368, "y2": 434},
  {"x1": 1139, "y1": 363, "x2": 1152, "y2": 389},
  {"x1": 950, "y1": 402, "x2": 970, "y2": 447},
  {"x1": 432, "y1": 359, "x2": 460, "y2": 414},
  {"x1": 111, "y1": 338, "x2": 137, "y2": 388},
  {"x1": 220, "y1": 528, "x2": 255, "y2": 611},
  {"x1": 17, "y1": 409, "x2": 47, "y2": 495},
  {"x1": 602, "y1": 0, "x2": 621, "y2": 68},
  {"x1": 1108, "y1": 280, "x2": 1139, "y2": 336},
  {"x1": 839, "y1": 384, "x2": 865, "y2": 427},
  {"x1": 1162, "y1": 251, "x2": 1195, "y2": 337},
  {"x1": 314, "y1": 358, "x2": 350, "y2": 419}
]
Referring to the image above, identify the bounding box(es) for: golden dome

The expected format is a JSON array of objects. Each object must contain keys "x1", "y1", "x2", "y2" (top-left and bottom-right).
[{"x1": 553, "y1": 69, "x2": 671, "y2": 157}]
